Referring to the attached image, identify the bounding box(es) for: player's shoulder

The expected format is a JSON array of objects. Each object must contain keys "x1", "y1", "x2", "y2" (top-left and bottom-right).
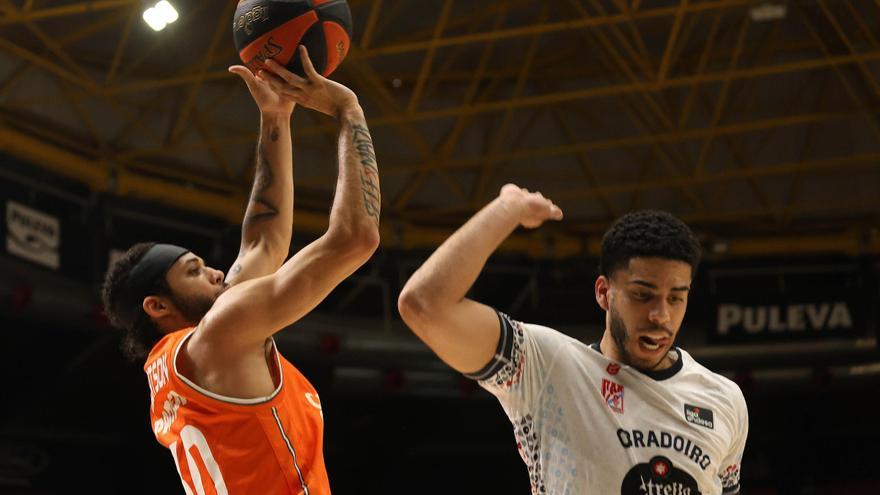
[
  {"x1": 144, "y1": 328, "x2": 194, "y2": 370},
  {"x1": 502, "y1": 315, "x2": 602, "y2": 367},
  {"x1": 507, "y1": 315, "x2": 586, "y2": 349},
  {"x1": 679, "y1": 349, "x2": 747, "y2": 408}
]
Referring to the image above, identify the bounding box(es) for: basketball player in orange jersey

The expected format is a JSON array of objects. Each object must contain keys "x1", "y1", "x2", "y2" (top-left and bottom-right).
[{"x1": 101, "y1": 47, "x2": 380, "y2": 495}]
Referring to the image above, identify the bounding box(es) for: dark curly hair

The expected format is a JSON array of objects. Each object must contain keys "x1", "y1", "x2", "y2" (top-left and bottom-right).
[
  {"x1": 101, "y1": 242, "x2": 171, "y2": 363},
  {"x1": 599, "y1": 210, "x2": 701, "y2": 279}
]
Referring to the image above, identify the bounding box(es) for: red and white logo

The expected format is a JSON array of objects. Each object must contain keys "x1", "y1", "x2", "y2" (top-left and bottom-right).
[
  {"x1": 606, "y1": 363, "x2": 620, "y2": 375},
  {"x1": 652, "y1": 458, "x2": 670, "y2": 478},
  {"x1": 601, "y1": 378, "x2": 624, "y2": 414}
]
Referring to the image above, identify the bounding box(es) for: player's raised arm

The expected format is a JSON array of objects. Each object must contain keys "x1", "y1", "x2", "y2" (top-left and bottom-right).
[
  {"x1": 224, "y1": 65, "x2": 296, "y2": 286},
  {"x1": 398, "y1": 184, "x2": 563, "y2": 374},
  {"x1": 195, "y1": 46, "x2": 381, "y2": 353}
]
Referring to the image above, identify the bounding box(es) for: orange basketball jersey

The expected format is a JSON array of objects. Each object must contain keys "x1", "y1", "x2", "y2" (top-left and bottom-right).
[{"x1": 144, "y1": 328, "x2": 331, "y2": 494}]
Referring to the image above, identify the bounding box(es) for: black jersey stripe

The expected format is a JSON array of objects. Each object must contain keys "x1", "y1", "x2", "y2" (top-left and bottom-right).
[{"x1": 464, "y1": 311, "x2": 515, "y2": 381}]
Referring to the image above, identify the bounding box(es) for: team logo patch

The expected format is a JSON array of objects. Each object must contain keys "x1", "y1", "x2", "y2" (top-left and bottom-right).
[
  {"x1": 652, "y1": 457, "x2": 671, "y2": 477},
  {"x1": 607, "y1": 362, "x2": 621, "y2": 375},
  {"x1": 602, "y1": 378, "x2": 624, "y2": 414},
  {"x1": 684, "y1": 404, "x2": 714, "y2": 429}
]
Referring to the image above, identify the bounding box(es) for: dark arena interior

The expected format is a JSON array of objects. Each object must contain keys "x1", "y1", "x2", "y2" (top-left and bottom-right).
[{"x1": 1, "y1": 0, "x2": 879, "y2": 493}]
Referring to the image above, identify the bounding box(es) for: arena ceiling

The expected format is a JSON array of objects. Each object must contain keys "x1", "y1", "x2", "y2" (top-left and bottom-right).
[{"x1": 1, "y1": 0, "x2": 879, "y2": 258}]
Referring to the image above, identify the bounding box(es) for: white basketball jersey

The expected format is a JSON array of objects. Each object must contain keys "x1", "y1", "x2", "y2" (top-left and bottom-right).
[{"x1": 467, "y1": 313, "x2": 748, "y2": 495}]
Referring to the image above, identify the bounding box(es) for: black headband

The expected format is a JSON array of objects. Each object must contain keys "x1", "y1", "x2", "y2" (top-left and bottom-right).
[{"x1": 116, "y1": 243, "x2": 190, "y2": 329}]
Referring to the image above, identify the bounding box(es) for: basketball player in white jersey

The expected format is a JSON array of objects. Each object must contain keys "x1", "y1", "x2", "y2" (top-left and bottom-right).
[{"x1": 398, "y1": 184, "x2": 747, "y2": 494}]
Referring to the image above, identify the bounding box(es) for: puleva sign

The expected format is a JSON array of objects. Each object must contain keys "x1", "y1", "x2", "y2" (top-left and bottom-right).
[
  {"x1": 717, "y1": 302, "x2": 853, "y2": 335},
  {"x1": 712, "y1": 299, "x2": 865, "y2": 343}
]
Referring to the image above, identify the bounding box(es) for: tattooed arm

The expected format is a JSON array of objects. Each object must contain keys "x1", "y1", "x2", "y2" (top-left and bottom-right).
[
  {"x1": 224, "y1": 65, "x2": 296, "y2": 286},
  {"x1": 261, "y1": 49, "x2": 380, "y2": 236},
  {"x1": 196, "y1": 47, "x2": 380, "y2": 350},
  {"x1": 330, "y1": 107, "x2": 381, "y2": 233}
]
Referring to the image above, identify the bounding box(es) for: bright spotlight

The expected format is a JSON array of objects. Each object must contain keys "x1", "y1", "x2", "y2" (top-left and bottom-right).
[{"x1": 143, "y1": 0, "x2": 179, "y2": 32}]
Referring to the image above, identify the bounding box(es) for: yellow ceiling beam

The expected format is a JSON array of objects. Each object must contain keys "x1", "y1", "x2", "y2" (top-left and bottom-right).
[
  {"x1": 551, "y1": 153, "x2": 880, "y2": 202},
  {"x1": 283, "y1": 49, "x2": 880, "y2": 137},
  {"x1": 167, "y1": 0, "x2": 239, "y2": 143},
  {"x1": 360, "y1": 0, "x2": 754, "y2": 58},
  {"x1": 0, "y1": 120, "x2": 579, "y2": 257},
  {"x1": 1, "y1": 117, "x2": 877, "y2": 259},
  {"x1": 0, "y1": 38, "x2": 94, "y2": 91},
  {"x1": 341, "y1": 109, "x2": 867, "y2": 180},
  {"x1": 399, "y1": 153, "x2": 880, "y2": 216},
  {"x1": 722, "y1": 233, "x2": 865, "y2": 257},
  {"x1": 0, "y1": 124, "x2": 106, "y2": 190},
  {"x1": 0, "y1": 0, "x2": 136, "y2": 25}
]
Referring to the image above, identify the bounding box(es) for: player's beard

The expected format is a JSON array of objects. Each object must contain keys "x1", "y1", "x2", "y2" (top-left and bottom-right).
[
  {"x1": 609, "y1": 302, "x2": 670, "y2": 372},
  {"x1": 170, "y1": 289, "x2": 218, "y2": 325},
  {"x1": 609, "y1": 305, "x2": 635, "y2": 366}
]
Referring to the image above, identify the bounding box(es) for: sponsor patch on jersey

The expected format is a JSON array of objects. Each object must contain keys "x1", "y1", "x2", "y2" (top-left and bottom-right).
[
  {"x1": 606, "y1": 362, "x2": 621, "y2": 375},
  {"x1": 602, "y1": 378, "x2": 624, "y2": 414},
  {"x1": 684, "y1": 404, "x2": 714, "y2": 429},
  {"x1": 621, "y1": 455, "x2": 702, "y2": 494}
]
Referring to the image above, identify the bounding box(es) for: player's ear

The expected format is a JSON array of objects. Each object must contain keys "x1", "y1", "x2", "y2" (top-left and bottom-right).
[
  {"x1": 595, "y1": 275, "x2": 610, "y2": 312},
  {"x1": 143, "y1": 296, "x2": 172, "y2": 319}
]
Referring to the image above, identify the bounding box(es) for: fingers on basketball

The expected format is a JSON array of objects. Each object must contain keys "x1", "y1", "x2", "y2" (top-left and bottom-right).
[
  {"x1": 265, "y1": 58, "x2": 308, "y2": 88},
  {"x1": 298, "y1": 45, "x2": 320, "y2": 81},
  {"x1": 259, "y1": 70, "x2": 302, "y2": 99},
  {"x1": 256, "y1": 69, "x2": 281, "y2": 87}
]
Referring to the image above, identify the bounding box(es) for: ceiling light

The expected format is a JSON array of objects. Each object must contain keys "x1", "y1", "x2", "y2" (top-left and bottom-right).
[
  {"x1": 143, "y1": 0, "x2": 179, "y2": 31},
  {"x1": 750, "y1": 3, "x2": 786, "y2": 22}
]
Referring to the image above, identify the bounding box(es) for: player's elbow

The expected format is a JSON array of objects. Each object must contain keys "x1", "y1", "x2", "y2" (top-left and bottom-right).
[
  {"x1": 397, "y1": 286, "x2": 435, "y2": 334},
  {"x1": 348, "y1": 224, "x2": 380, "y2": 260},
  {"x1": 358, "y1": 225, "x2": 381, "y2": 255},
  {"x1": 326, "y1": 224, "x2": 380, "y2": 263}
]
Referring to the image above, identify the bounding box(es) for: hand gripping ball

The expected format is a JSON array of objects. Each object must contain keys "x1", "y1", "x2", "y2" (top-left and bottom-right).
[{"x1": 233, "y1": 0, "x2": 352, "y2": 77}]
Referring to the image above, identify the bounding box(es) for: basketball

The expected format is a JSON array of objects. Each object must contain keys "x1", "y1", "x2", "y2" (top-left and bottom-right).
[{"x1": 233, "y1": 0, "x2": 352, "y2": 77}]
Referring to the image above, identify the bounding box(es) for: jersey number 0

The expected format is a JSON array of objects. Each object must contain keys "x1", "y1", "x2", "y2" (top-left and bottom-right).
[{"x1": 169, "y1": 425, "x2": 229, "y2": 495}]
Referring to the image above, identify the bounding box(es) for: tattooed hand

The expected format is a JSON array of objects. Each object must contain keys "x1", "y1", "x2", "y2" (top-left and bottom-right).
[{"x1": 260, "y1": 46, "x2": 358, "y2": 119}]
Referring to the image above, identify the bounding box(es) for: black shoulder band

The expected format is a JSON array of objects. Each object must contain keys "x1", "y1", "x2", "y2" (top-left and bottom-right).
[{"x1": 464, "y1": 311, "x2": 516, "y2": 381}]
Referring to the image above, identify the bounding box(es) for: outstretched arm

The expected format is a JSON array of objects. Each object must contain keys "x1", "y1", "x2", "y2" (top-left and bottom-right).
[
  {"x1": 197, "y1": 47, "x2": 381, "y2": 354},
  {"x1": 224, "y1": 66, "x2": 296, "y2": 286},
  {"x1": 398, "y1": 185, "x2": 562, "y2": 374}
]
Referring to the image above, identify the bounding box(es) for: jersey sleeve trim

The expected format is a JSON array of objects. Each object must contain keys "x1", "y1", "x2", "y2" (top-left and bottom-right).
[
  {"x1": 463, "y1": 311, "x2": 514, "y2": 381},
  {"x1": 173, "y1": 329, "x2": 285, "y2": 405}
]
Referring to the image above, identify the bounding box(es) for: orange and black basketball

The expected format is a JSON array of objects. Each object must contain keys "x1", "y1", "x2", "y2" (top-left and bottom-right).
[{"x1": 233, "y1": 0, "x2": 352, "y2": 77}]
